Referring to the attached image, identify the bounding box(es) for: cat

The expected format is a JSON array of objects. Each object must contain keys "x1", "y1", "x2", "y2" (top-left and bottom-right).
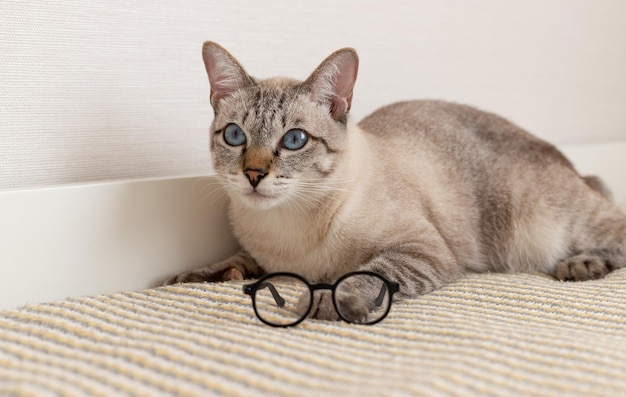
[{"x1": 165, "y1": 41, "x2": 626, "y2": 322}]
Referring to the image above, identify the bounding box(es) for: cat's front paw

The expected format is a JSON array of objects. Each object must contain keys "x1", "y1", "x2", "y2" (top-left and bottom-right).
[
  {"x1": 335, "y1": 291, "x2": 370, "y2": 323},
  {"x1": 164, "y1": 267, "x2": 244, "y2": 285},
  {"x1": 163, "y1": 251, "x2": 261, "y2": 286},
  {"x1": 554, "y1": 255, "x2": 609, "y2": 281},
  {"x1": 307, "y1": 291, "x2": 369, "y2": 323}
]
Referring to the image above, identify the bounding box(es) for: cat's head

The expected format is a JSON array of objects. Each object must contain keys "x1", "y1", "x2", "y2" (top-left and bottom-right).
[{"x1": 202, "y1": 42, "x2": 359, "y2": 210}]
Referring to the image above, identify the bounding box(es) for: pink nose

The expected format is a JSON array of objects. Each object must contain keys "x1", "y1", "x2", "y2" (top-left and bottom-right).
[{"x1": 244, "y1": 167, "x2": 268, "y2": 188}]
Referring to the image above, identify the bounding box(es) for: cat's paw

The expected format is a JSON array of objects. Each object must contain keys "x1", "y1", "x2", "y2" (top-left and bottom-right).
[
  {"x1": 554, "y1": 255, "x2": 609, "y2": 281},
  {"x1": 294, "y1": 290, "x2": 338, "y2": 321},
  {"x1": 335, "y1": 291, "x2": 369, "y2": 323},
  {"x1": 163, "y1": 267, "x2": 244, "y2": 285},
  {"x1": 163, "y1": 251, "x2": 261, "y2": 286},
  {"x1": 307, "y1": 291, "x2": 369, "y2": 323}
]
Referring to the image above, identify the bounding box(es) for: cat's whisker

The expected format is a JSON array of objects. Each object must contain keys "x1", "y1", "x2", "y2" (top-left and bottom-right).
[
  {"x1": 289, "y1": 188, "x2": 344, "y2": 209},
  {"x1": 291, "y1": 191, "x2": 342, "y2": 205},
  {"x1": 294, "y1": 184, "x2": 355, "y2": 197},
  {"x1": 187, "y1": 176, "x2": 227, "y2": 207},
  {"x1": 297, "y1": 176, "x2": 362, "y2": 187},
  {"x1": 290, "y1": 186, "x2": 347, "y2": 204},
  {"x1": 296, "y1": 185, "x2": 354, "y2": 195},
  {"x1": 286, "y1": 195, "x2": 308, "y2": 216},
  {"x1": 196, "y1": 176, "x2": 232, "y2": 206},
  {"x1": 199, "y1": 183, "x2": 227, "y2": 201},
  {"x1": 199, "y1": 186, "x2": 229, "y2": 207},
  {"x1": 192, "y1": 176, "x2": 222, "y2": 193}
]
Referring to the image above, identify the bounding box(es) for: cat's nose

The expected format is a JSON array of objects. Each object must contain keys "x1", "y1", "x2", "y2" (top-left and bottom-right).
[{"x1": 244, "y1": 167, "x2": 268, "y2": 188}]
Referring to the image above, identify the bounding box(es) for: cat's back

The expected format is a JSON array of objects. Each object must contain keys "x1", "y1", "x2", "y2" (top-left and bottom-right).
[
  {"x1": 357, "y1": 100, "x2": 573, "y2": 170},
  {"x1": 358, "y1": 100, "x2": 522, "y2": 141}
]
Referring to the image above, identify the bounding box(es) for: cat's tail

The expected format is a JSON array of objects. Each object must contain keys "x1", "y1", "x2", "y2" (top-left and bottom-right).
[{"x1": 583, "y1": 175, "x2": 613, "y2": 201}]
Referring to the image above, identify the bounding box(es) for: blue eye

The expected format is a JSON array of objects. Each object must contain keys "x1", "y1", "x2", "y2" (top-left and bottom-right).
[
  {"x1": 223, "y1": 124, "x2": 246, "y2": 146},
  {"x1": 282, "y1": 129, "x2": 308, "y2": 150}
]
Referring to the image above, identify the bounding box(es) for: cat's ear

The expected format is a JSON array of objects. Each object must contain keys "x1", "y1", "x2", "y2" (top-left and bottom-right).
[
  {"x1": 202, "y1": 41, "x2": 254, "y2": 109},
  {"x1": 304, "y1": 48, "x2": 359, "y2": 122}
]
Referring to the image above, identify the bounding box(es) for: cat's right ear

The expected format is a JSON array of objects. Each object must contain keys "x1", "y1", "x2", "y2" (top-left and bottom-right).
[{"x1": 202, "y1": 41, "x2": 254, "y2": 109}]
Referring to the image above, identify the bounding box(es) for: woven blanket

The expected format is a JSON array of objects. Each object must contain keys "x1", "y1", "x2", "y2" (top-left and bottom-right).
[{"x1": 1, "y1": 270, "x2": 625, "y2": 396}]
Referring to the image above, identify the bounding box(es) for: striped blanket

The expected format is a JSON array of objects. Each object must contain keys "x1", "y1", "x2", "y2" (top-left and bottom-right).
[{"x1": 1, "y1": 270, "x2": 625, "y2": 396}]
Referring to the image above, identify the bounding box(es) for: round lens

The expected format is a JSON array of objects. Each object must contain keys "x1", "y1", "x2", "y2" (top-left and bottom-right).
[
  {"x1": 334, "y1": 273, "x2": 391, "y2": 325},
  {"x1": 253, "y1": 275, "x2": 311, "y2": 327}
]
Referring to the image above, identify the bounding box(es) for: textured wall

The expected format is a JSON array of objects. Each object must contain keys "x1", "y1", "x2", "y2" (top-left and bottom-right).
[{"x1": 2, "y1": 0, "x2": 626, "y2": 190}]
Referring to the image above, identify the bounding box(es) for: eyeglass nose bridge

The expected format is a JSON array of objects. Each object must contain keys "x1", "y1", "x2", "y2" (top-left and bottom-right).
[{"x1": 309, "y1": 283, "x2": 334, "y2": 291}]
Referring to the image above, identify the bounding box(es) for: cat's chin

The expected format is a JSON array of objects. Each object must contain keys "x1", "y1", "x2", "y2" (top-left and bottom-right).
[{"x1": 237, "y1": 191, "x2": 285, "y2": 210}]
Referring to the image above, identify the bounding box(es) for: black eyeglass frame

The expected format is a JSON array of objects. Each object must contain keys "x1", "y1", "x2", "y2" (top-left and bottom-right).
[{"x1": 243, "y1": 271, "x2": 400, "y2": 327}]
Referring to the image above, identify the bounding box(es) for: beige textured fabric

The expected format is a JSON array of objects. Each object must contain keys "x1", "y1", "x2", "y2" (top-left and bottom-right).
[{"x1": 1, "y1": 270, "x2": 625, "y2": 396}]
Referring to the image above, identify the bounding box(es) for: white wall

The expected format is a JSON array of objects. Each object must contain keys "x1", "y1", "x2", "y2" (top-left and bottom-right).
[
  {"x1": 2, "y1": 0, "x2": 626, "y2": 190},
  {"x1": 2, "y1": 1, "x2": 626, "y2": 309}
]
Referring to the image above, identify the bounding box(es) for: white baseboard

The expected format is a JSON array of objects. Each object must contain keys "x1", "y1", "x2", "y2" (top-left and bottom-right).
[
  {"x1": 1, "y1": 141, "x2": 624, "y2": 310},
  {"x1": 0, "y1": 177, "x2": 239, "y2": 310}
]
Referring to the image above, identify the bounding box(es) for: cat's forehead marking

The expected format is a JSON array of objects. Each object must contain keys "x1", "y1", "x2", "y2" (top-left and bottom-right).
[{"x1": 242, "y1": 81, "x2": 303, "y2": 144}]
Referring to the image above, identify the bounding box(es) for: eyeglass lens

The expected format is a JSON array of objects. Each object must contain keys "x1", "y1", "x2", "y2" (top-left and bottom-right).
[
  {"x1": 254, "y1": 275, "x2": 311, "y2": 327},
  {"x1": 334, "y1": 273, "x2": 391, "y2": 324}
]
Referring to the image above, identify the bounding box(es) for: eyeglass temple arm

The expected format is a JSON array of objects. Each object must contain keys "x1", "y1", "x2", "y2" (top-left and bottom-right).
[
  {"x1": 374, "y1": 284, "x2": 388, "y2": 307},
  {"x1": 374, "y1": 279, "x2": 401, "y2": 306},
  {"x1": 259, "y1": 282, "x2": 286, "y2": 308}
]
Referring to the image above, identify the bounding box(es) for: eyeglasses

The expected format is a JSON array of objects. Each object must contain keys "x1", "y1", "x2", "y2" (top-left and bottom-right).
[{"x1": 243, "y1": 271, "x2": 400, "y2": 327}]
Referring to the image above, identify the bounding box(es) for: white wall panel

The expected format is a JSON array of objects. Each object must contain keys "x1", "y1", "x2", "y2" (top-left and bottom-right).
[
  {"x1": 0, "y1": 176, "x2": 239, "y2": 309},
  {"x1": 2, "y1": 0, "x2": 626, "y2": 190}
]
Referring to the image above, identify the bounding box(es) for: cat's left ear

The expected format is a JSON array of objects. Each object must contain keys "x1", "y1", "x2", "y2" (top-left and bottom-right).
[{"x1": 304, "y1": 48, "x2": 359, "y2": 122}]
